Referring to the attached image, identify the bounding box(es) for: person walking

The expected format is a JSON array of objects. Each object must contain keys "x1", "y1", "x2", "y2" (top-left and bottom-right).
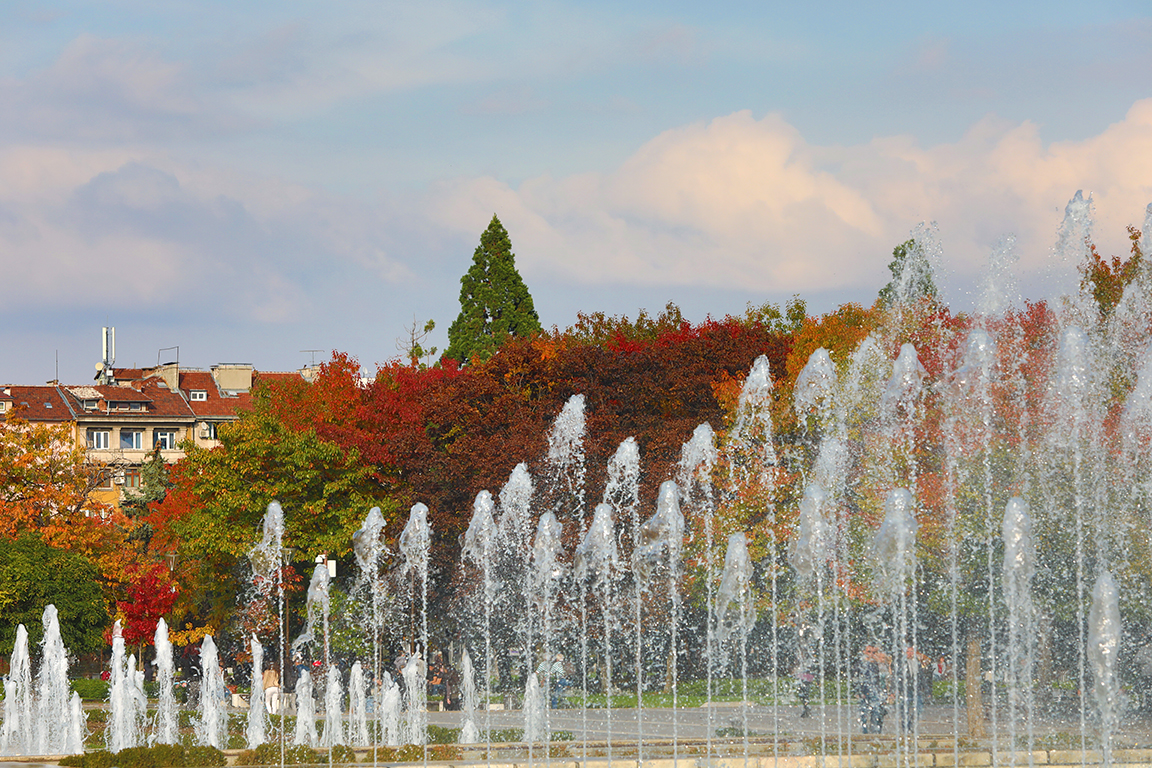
[
  {"x1": 263, "y1": 663, "x2": 281, "y2": 714},
  {"x1": 796, "y1": 665, "x2": 815, "y2": 718},
  {"x1": 536, "y1": 652, "x2": 568, "y2": 708}
]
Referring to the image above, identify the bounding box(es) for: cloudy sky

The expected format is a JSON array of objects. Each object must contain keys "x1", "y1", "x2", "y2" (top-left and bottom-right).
[{"x1": 3, "y1": 1, "x2": 1151, "y2": 384}]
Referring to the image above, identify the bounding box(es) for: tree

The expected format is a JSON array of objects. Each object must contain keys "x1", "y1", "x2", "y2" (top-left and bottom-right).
[
  {"x1": 1080, "y1": 226, "x2": 1143, "y2": 318},
  {"x1": 148, "y1": 407, "x2": 393, "y2": 632},
  {"x1": 877, "y1": 238, "x2": 939, "y2": 310},
  {"x1": 116, "y1": 561, "x2": 179, "y2": 649},
  {"x1": 119, "y1": 446, "x2": 173, "y2": 551},
  {"x1": 397, "y1": 317, "x2": 439, "y2": 369},
  {"x1": 0, "y1": 534, "x2": 108, "y2": 655},
  {"x1": 445, "y1": 215, "x2": 542, "y2": 364},
  {"x1": 0, "y1": 411, "x2": 129, "y2": 583},
  {"x1": 0, "y1": 412, "x2": 111, "y2": 536}
]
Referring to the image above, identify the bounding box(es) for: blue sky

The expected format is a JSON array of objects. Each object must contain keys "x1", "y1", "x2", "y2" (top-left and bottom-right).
[{"x1": 3, "y1": 1, "x2": 1151, "y2": 384}]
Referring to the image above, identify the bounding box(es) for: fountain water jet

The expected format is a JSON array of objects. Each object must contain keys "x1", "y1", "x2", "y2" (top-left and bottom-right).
[{"x1": 195, "y1": 634, "x2": 227, "y2": 749}]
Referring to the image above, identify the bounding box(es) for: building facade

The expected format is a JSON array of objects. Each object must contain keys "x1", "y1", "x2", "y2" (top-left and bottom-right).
[{"x1": 2, "y1": 362, "x2": 306, "y2": 511}]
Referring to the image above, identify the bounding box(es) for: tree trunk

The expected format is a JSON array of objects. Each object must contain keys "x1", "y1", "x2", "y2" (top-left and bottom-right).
[{"x1": 966, "y1": 633, "x2": 986, "y2": 738}]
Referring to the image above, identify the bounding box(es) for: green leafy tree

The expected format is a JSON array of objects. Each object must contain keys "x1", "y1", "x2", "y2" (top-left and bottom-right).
[
  {"x1": 445, "y1": 215, "x2": 542, "y2": 364},
  {"x1": 148, "y1": 409, "x2": 392, "y2": 631},
  {"x1": 0, "y1": 534, "x2": 108, "y2": 654},
  {"x1": 120, "y1": 446, "x2": 173, "y2": 550},
  {"x1": 877, "y1": 238, "x2": 939, "y2": 309}
]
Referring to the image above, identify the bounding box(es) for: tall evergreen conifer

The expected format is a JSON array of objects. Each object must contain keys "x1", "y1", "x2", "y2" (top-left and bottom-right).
[{"x1": 446, "y1": 215, "x2": 542, "y2": 364}]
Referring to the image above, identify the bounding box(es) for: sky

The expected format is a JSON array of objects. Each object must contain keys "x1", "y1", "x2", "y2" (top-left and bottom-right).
[{"x1": 2, "y1": 1, "x2": 1151, "y2": 385}]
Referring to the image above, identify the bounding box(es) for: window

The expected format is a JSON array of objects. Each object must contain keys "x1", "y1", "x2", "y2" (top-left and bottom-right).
[
  {"x1": 123, "y1": 469, "x2": 142, "y2": 489},
  {"x1": 95, "y1": 469, "x2": 113, "y2": 488},
  {"x1": 120, "y1": 430, "x2": 143, "y2": 450},
  {"x1": 87, "y1": 429, "x2": 110, "y2": 449},
  {"x1": 190, "y1": 390, "x2": 207, "y2": 401},
  {"x1": 201, "y1": 422, "x2": 218, "y2": 440},
  {"x1": 0, "y1": 402, "x2": 6, "y2": 412},
  {"x1": 154, "y1": 430, "x2": 178, "y2": 450},
  {"x1": 129, "y1": 402, "x2": 142, "y2": 411}
]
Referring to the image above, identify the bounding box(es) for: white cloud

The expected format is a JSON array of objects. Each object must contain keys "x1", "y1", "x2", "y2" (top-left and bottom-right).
[
  {"x1": 430, "y1": 99, "x2": 1152, "y2": 302},
  {"x1": 0, "y1": 35, "x2": 247, "y2": 143},
  {"x1": 4, "y1": 95, "x2": 1152, "y2": 333},
  {"x1": 0, "y1": 147, "x2": 413, "y2": 322}
]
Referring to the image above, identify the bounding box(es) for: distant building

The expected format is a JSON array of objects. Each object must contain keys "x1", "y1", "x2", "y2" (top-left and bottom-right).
[{"x1": 2, "y1": 360, "x2": 311, "y2": 511}]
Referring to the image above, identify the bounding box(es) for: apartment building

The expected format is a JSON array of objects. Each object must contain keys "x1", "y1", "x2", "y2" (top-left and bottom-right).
[{"x1": 2, "y1": 362, "x2": 305, "y2": 510}]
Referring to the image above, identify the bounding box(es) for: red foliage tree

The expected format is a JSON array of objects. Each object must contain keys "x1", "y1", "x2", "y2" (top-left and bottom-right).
[{"x1": 116, "y1": 561, "x2": 179, "y2": 647}]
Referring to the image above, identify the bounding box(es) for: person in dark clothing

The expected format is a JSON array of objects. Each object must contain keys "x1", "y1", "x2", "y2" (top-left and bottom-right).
[
  {"x1": 796, "y1": 666, "x2": 815, "y2": 718},
  {"x1": 858, "y1": 645, "x2": 888, "y2": 734},
  {"x1": 442, "y1": 662, "x2": 462, "y2": 711}
]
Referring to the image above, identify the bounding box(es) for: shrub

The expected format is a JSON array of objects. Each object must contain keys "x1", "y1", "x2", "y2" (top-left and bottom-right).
[
  {"x1": 110, "y1": 744, "x2": 187, "y2": 768},
  {"x1": 429, "y1": 744, "x2": 462, "y2": 761},
  {"x1": 148, "y1": 744, "x2": 188, "y2": 767},
  {"x1": 242, "y1": 743, "x2": 326, "y2": 765},
  {"x1": 366, "y1": 744, "x2": 424, "y2": 763},
  {"x1": 71, "y1": 679, "x2": 110, "y2": 701},
  {"x1": 185, "y1": 745, "x2": 226, "y2": 766},
  {"x1": 236, "y1": 743, "x2": 321, "y2": 766},
  {"x1": 330, "y1": 744, "x2": 357, "y2": 764},
  {"x1": 58, "y1": 751, "x2": 114, "y2": 768},
  {"x1": 426, "y1": 724, "x2": 459, "y2": 744}
]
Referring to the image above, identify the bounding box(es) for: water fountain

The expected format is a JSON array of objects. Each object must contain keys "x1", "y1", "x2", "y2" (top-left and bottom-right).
[
  {"x1": 195, "y1": 635, "x2": 227, "y2": 749},
  {"x1": 245, "y1": 635, "x2": 266, "y2": 749},
  {"x1": 5, "y1": 192, "x2": 1152, "y2": 768},
  {"x1": 106, "y1": 620, "x2": 146, "y2": 752},
  {"x1": 2, "y1": 624, "x2": 33, "y2": 755},
  {"x1": 154, "y1": 618, "x2": 178, "y2": 745},
  {"x1": 398, "y1": 502, "x2": 431, "y2": 747},
  {"x1": 2, "y1": 608, "x2": 87, "y2": 757},
  {"x1": 349, "y1": 661, "x2": 369, "y2": 746}
]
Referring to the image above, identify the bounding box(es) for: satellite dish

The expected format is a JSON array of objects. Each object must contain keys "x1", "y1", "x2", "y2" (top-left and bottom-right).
[{"x1": 95, "y1": 362, "x2": 105, "y2": 371}]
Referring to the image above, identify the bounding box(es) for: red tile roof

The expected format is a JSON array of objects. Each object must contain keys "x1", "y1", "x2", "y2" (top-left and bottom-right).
[
  {"x1": 137, "y1": 379, "x2": 195, "y2": 418},
  {"x1": 0, "y1": 386, "x2": 70, "y2": 421},
  {"x1": 94, "y1": 385, "x2": 153, "y2": 403},
  {"x1": 108, "y1": 368, "x2": 146, "y2": 383},
  {"x1": 179, "y1": 370, "x2": 250, "y2": 418},
  {"x1": 58, "y1": 382, "x2": 193, "y2": 418}
]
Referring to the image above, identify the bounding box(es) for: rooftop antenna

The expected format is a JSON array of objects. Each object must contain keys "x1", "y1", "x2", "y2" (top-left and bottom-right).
[
  {"x1": 157, "y1": 346, "x2": 180, "y2": 367},
  {"x1": 301, "y1": 349, "x2": 324, "y2": 368},
  {"x1": 97, "y1": 327, "x2": 116, "y2": 384}
]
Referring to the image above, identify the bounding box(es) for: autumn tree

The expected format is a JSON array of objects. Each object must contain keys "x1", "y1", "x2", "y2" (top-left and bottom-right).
[
  {"x1": 0, "y1": 411, "x2": 130, "y2": 597},
  {"x1": 1080, "y1": 226, "x2": 1143, "y2": 318},
  {"x1": 0, "y1": 413, "x2": 110, "y2": 537},
  {"x1": 445, "y1": 215, "x2": 542, "y2": 364},
  {"x1": 148, "y1": 406, "x2": 396, "y2": 632},
  {"x1": 115, "y1": 561, "x2": 180, "y2": 651}
]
